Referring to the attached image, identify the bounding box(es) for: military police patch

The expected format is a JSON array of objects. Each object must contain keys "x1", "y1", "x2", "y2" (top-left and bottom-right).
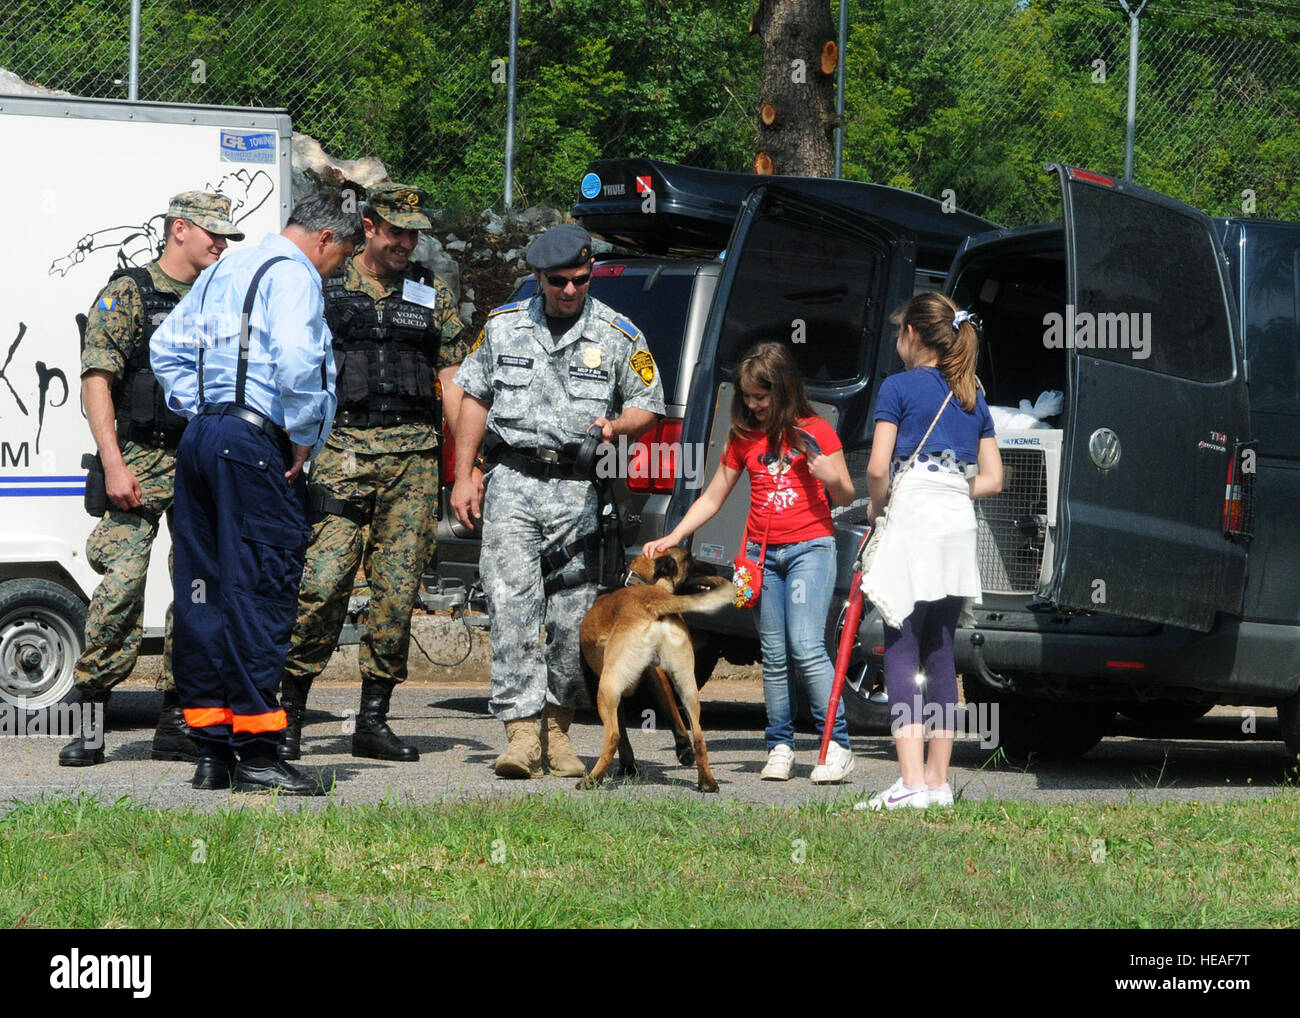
[{"x1": 630, "y1": 350, "x2": 656, "y2": 386}]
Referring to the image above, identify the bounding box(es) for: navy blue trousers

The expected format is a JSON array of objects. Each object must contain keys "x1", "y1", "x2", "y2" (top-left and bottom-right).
[{"x1": 171, "y1": 412, "x2": 309, "y2": 757}]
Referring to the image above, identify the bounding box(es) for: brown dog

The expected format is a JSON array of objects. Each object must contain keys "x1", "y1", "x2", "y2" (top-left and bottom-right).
[{"x1": 578, "y1": 548, "x2": 734, "y2": 792}]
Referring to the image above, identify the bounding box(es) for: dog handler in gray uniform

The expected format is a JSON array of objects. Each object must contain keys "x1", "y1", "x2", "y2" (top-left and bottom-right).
[{"x1": 451, "y1": 224, "x2": 664, "y2": 778}]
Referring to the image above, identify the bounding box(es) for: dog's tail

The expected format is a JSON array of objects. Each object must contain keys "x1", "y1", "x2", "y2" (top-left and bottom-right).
[{"x1": 648, "y1": 577, "x2": 735, "y2": 619}]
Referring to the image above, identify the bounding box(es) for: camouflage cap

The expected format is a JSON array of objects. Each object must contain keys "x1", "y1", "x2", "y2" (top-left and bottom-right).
[
  {"x1": 167, "y1": 191, "x2": 245, "y2": 240},
  {"x1": 366, "y1": 183, "x2": 433, "y2": 230},
  {"x1": 526, "y1": 224, "x2": 593, "y2": 269}
]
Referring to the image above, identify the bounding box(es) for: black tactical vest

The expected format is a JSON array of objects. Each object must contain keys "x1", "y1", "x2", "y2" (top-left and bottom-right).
[
  {"x1": 323, "y1": 264, "x2": 442, "y2": 425},
  {"x1": 108, "y1": 266, "x2": 188, "y2": 448}
]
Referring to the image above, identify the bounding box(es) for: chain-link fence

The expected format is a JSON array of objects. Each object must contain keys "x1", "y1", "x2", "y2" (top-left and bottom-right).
[
  {"x1": 2, "y1": 1, "x2": 1297, "y2": 224},
  {"x1": 882, "y1": 0, "x2": 1300, "y2": 224}
]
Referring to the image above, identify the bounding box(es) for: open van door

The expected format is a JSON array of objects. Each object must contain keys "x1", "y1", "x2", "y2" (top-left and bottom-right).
[
  {"x1": 674, "y1": 185, "x2": 915, "y2": 603},
  {"x1": 1046, "y1": 165, "x2": 1251, "y2": 632}
]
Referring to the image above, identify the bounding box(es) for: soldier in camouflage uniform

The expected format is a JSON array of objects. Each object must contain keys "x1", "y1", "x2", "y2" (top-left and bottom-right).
[
  {"x1": 277, "y1": 183, "x2": 472, "y2": 762},
  {"x1": 452, "y1": 224, "x2": 664, "y2": 778},
  {"x1": 59, "y1": 192, "x2": 244, "y2": 767}
]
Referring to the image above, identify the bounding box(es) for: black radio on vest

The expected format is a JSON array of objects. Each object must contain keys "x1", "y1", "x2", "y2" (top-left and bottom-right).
[
  {"x1": 107, "y1": 267, "x2": 188, "y2": 449},
  {"x1": 323, "y1": 265, "x2": 442, "y2": 428}
]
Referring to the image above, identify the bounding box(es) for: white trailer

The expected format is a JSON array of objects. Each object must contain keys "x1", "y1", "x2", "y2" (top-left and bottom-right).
[{"x1": 0, "y1": 95, "x2": 292, "y2": 708}]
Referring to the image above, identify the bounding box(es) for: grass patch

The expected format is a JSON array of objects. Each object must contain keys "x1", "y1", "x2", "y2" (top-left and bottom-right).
[{"x1": 3, "y1": 793, "x2": 1298, "y2": 928}]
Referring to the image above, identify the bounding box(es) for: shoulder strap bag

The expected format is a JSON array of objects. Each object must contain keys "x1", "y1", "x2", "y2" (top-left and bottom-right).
[{"x1": 732, "y1": 506, "x2": 775, "y2": 610}]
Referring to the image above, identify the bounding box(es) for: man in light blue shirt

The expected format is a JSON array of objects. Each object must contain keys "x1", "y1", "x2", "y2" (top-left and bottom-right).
[{"x1": 150, "y1": 191, "x2": 362, "y2": 795}]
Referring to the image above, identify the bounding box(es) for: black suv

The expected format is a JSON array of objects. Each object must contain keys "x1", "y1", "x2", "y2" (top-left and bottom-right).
[{"x1": 568, "y1": 157, "x2": 1300, "y2": 767}]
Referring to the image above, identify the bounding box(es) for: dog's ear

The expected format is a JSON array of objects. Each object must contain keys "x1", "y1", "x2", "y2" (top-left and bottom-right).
[{"x1": 652, "y1": 554, "x2": 680, "y2": 583}]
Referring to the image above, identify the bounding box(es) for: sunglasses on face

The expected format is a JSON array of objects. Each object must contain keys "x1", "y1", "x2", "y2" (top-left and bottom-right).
[{"x1": 544, "y1": 272, "x2": 592, "y2": 289}]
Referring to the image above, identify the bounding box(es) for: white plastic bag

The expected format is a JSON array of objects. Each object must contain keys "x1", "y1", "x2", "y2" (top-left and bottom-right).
[{"x1": 1019, "y1": 389, "x2": 1063, "y2": 420}]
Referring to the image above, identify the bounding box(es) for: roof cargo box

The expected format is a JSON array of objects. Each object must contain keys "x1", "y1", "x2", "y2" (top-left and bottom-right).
[{"x1": 572, "y1": 157, "x2": 999, "y2": 273}]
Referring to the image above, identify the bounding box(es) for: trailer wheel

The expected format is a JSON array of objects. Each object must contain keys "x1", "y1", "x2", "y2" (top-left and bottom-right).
[
  {"x1": 0, "y1": 578, "x2": 87, "y2": 710},
  {"x1": 963, "y1": 673, "x2": 1112, "y2": 764}
]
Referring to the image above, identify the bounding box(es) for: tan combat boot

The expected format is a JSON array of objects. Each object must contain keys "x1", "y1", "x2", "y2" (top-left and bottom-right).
[
  {"x1": 541, "y1": 704, "x2": 586, "y2": 778},
  {"x1": 494, "y1": 718, "x2": 542, "y2": 778}
]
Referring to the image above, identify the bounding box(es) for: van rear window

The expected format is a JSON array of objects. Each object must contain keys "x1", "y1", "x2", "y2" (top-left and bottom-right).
[
  {"x1": 1071, "y1": 187, "x2": 1234, "y2": 383},
  {"x1": 715, "y1": 212, "x2": 881, "y2": 383}
]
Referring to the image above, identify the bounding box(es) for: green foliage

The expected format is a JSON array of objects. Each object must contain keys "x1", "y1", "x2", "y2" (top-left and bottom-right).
[
  {"x1": 842, "y1": 0, "x2": 1300, "y2": 224},
  {"x1": 2, "y1": 0, "x2": 1298, "y2": 223}
]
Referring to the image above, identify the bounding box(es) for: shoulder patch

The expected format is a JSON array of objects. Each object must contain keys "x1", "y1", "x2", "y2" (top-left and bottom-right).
[
  {"x1": 488, "y1": 300, "x2": 524, "y2": 318},
  {"x1": 630, "y1": 349, "x2": 656, "y2": 387},
  {"x1": 98, "y1": 296, "x2": 117, "y2": 312},
  {"x1": 470, "y1": 326, "x2": 486, "y2": 353},
  {"x1": 610, "y1": 314, "x2": 641, "y2": 342}
]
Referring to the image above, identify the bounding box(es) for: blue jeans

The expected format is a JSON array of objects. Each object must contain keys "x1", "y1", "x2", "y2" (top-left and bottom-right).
[{"x1": 751, "y1": 535, "x2": 850, "y2": 750}]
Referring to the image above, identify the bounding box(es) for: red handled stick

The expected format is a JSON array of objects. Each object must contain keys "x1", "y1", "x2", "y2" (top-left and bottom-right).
[{"x1": 817, "y1": 532, "x2": 870, "y2": 766}]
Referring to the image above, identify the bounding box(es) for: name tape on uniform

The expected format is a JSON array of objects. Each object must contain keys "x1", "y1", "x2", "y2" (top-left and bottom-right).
[{"x1": 569, "y1": 365, "x2": 610, "y2": 382}]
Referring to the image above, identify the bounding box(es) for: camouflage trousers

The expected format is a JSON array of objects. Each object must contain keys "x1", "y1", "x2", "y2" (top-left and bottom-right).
[
  {"x1": 281, "y1": 445, "x2": 438, "y2": 687},
  {"x1": 480, "y1": 465, "x2": 597, "y2": 721},
  {"x1": 74, "y1": 441, "x2": 176, "y2": 695}
]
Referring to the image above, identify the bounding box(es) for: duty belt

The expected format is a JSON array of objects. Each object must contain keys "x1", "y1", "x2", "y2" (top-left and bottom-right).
[
  {"x1": 489, "y1": 442, "x2": 589, "y2": 481},
  {"x1": 335, "y1": 408, "x2": 436, "y2": 429},
  {"x1": 120, "y1": 422, "x2": 185, "y2": 451}
]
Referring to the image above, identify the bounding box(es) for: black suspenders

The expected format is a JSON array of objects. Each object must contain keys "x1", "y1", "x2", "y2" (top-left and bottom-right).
[
  {"x1": 195, "y1": 255, "x2": 290, "y2": 407},
  {"x1": 235, "y1": 256, "x2": 289, "y2": 409}
]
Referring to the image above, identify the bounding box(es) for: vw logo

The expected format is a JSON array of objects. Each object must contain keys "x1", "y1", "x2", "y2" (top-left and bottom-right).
[{"x1": 1089, "y1": 428, "x2": 1121, "y2": 469}]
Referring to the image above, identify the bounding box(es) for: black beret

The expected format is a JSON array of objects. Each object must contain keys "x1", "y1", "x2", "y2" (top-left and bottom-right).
[{"x1": 526, "y1": 224, "x2": 594, "y2": 269}]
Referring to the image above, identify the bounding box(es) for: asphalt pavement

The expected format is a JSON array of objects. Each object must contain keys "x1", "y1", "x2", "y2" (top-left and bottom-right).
[{"x1": 1, "y1": 674, "x2": 1292, "y2": 814}]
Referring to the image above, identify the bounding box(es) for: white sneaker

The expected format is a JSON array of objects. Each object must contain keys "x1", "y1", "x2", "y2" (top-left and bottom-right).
[
  {"x1": 866, "y1": 777, "x2": 928, "y2": 811},
  {"x1": 925, "y1": 783, "x2": 954, "y2": 807},
  {"x1": 810, "y1": 742, "x2": 855, "y2": 784},
  {"x1": 760, "y1": 744, "x2": 795, "y2": 780}
]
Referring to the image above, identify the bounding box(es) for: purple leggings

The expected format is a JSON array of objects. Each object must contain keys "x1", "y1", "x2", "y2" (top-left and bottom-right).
[{"x1": 883, "y1": 596, "x2": 963, "y2": 731}]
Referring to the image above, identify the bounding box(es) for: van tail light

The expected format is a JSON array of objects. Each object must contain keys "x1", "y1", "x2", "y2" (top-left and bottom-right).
[
  {"x1": 441, "y1": 417, "x2": 456, "y2": 484},
  {"x1": 627, "y1": 417, "x2": 683, "y2": 493},
  {"x1": 438, "y1": 380, "x2": 456, "y2": 484},
  {"x1": 1223, "y1": 440, "x2": 1257, "y2": 542}
]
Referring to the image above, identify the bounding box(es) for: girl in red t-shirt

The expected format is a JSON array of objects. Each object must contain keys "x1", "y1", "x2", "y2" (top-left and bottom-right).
[{"x1": 644, "y1": 342, "x2": 857, "y2": 783}]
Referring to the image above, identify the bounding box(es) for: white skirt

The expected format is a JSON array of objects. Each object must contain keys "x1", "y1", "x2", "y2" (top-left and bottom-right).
[{"x1": 860, "y1": 470, "x2": 983, "y2": 630}]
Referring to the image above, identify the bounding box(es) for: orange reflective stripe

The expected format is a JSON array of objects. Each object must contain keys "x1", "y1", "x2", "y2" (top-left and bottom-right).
[
  {"x1": 232, "y1": 709, "x2": 287, "y2": 734},
  {"x1": 184, "y1": 707, "x2": 234, "y2": 728}
]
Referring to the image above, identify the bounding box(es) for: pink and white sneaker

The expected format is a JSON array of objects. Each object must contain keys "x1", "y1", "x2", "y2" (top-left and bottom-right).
[{"x1": 866, "y1": 777, "x2": 928, "y2": 811}]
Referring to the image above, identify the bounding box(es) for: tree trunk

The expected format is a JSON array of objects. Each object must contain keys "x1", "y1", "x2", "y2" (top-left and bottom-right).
[{"x1": 752, "y1": 0, "x2": 837, "y2": 177}]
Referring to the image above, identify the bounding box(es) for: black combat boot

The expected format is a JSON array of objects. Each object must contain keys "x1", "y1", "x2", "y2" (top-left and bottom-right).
[
  {"x1": 192, "y1": 748, "x2": 237, "y2": 790},
  {"x1": 277, "y1": 676, "x2": 313, "y2": 761},
  {"x1": 151, "y1": 688, "x2": 201, "y2": 762},
  {"x1": 351, "y1": 677, "x2": 419, "y2": 762},
  {"x1": 57, "y1": 687, "x2": 110, "y2": 767}
]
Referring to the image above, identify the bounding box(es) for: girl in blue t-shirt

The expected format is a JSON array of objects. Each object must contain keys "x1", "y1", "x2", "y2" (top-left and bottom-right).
[{"x1": 861, "y1": 292, "x2": 1003, "y2": 810}]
